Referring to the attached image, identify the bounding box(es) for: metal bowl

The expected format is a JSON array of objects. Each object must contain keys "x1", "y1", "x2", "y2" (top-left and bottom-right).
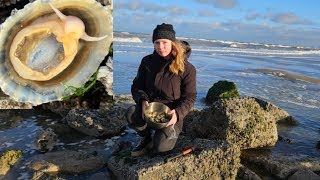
[{"x1": 144, "y1": 102, "x2": 172, "y2": 129}]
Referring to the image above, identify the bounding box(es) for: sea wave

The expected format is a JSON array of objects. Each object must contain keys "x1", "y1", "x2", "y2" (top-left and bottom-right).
[
  {"x1": 191, "y1": 46, "x2": 320, "y2": 56},
  {"x1": 114, "y1": 32, "x2": 320, "y2": 56},
  {"x1": 114, "y1": 37, "x2": 142, "y2": 43},
  {"x1": 280, "y1": 99, "x2": 320, "y2": 109},
  {"x1": 179, "y1": 36, "x2": 318, "y2": 51}
]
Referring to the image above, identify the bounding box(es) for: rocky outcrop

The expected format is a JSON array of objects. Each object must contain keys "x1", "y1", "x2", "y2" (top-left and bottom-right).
[
  {"x1": 108, "y1": 136, "x2": 241, "y2": 180},
  {"x1": 29, "y1": 150, "x2": 108, "y2": 175},
  {"x1": 0, "y1": 150, "x2": 23, "y2": 176},
  {"x1": 237, "y1": 164, "x2": 262, "y2": 180},
  {"x1": 64, "y1": 107, "x2": 127, "y2": 137},
  {"x1": 253, "y1": 97, "x2": 298, "y2": 125},
  {"x1": 241, "y1": 151, "x2": 320, "y2": 179},
  {"x1": 186, "y1": 97, "x2": 295, "y2": 149},
  {"x1": 288, "y1": 169, "x2": 320, "y2": 180}
]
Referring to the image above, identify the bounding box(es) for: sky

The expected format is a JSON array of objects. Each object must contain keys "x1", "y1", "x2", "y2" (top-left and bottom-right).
[{"x1": 114, "y1": 0, "x2": 320, "y2": 48}]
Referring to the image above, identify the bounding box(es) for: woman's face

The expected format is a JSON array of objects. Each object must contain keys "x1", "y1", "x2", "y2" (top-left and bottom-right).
[{"x1": 154, "y1": 39, "x2": 172, "y2": 58}]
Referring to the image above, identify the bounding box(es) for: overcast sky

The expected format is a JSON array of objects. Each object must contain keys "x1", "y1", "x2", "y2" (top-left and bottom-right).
[{"x1": 114, "y1": 0, "x2": 320, "y2": 48}]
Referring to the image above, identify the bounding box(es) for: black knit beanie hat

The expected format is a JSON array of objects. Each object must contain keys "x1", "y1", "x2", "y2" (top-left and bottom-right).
[{"x1": 152, "y1": 23, "x2": 176, "y2": 43}]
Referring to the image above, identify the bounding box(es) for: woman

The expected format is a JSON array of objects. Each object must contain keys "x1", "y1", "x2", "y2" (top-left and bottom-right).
[{"x1": 127, "y1": 23, "x2": 196, "y2": 157}]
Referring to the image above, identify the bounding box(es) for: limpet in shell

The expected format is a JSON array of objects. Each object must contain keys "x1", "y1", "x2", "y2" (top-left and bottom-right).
[{"x1": 0, "y1": 0, "x2": 113, "y2": 105}]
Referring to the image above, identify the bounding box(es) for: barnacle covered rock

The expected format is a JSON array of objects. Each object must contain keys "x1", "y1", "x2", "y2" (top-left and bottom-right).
[{"x1": 0, "y1": 0, "x2": 112, "y2": 105}]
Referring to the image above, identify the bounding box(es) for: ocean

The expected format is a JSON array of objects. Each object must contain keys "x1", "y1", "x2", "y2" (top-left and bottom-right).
[{"x1": 113, "y1": 31, "x2": 320, "y2": 157}]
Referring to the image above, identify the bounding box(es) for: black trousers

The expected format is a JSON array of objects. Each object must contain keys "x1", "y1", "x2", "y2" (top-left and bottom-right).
[{"x1": 126, "y1": 105, "x2": 181, "y2": 152}]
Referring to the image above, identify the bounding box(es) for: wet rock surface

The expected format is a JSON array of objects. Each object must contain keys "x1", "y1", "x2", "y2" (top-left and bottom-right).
[
  {"x1": 29, "y1": 150, "x2": 108, "y2": 174},
  {"x1": 241, "y1": 150, "x2": 320, "y2": 179},
  {"x1": 237, "y1": 164, "x2": 262, "y2": 180},
  {"x1": 64, "y1": 107, "x2": 127, "y2": 137}
]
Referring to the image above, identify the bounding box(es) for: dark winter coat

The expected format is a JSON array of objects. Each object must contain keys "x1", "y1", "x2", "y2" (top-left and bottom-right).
[{"x1": 131, "y1": 51, "x2": 197, "y2": 131}]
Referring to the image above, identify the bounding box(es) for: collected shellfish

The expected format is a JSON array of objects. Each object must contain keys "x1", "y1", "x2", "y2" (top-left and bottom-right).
[{"x1": 0, "y1": 0, "x2": 112, "y2": 105}]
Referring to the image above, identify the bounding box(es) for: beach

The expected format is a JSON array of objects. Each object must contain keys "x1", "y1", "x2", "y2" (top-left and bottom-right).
[
  {"x1": 114, "y1": 31, "x2": 320, "y2": 157},
  {"x1": 0, "y1": 31, "x2": 319, "y2": 179}
]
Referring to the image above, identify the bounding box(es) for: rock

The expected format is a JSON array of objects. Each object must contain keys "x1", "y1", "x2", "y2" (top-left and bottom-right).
[
  {"x1": 112, "y1": 94, "x2": 135, "y2": 108},
  {"x1": 0, "y1": 112, "x2": 23, "y2": 129},
  {"x1": 35, "y1": 128, "x2": 59, "y2": 153},
  {"x1": 316, "y1": 141, "x2": 320, "y2": 150},
  {"x1": 182, "y1": 108, "x2": 201, "y2": 134},
  {"x1": 0, "y1": 96, "x2": 33, "y2": 109},
  {"x1": 65, "y1": 107, "x2": 127, "y2": 137},
  {"x1": 253, "y1": 97, "x2": 298, "y2": 125},
  {"x1": 0, "y1": 150, "x2": 23, "y2": 176},
  {"x1": 241, "y1": 151, "x2": 320, "y2": 179},
  {"x1": 288, "y1": 169, "x2": 320, "y2": 180},
  {"x1": 97, "y1": 58, "x2": 113, "y2": 96},
  {"x1": 242, "y1": 154, "x2": 293, "y2": 179},
  {"x1": 205, "y1": 80, "x2": 240, "y2": 104},
  {"x1": 190, "y1": 97, "x2": 279, "y2": 149},
  {"x1": 108, "y1": 136, "x2": 241, "y2": 180},
  {"x1": 29, "y1": 150, "x2": 108, "y2": 175},
  {"x1": 237, "y1": 164, "x2": 262, "y2": 180},
  {"x1": 278, "y1": 135, "x2": 293, "y2": 144}
]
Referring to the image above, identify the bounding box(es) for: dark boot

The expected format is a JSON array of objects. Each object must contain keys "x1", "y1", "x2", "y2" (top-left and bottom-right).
[{"x1": 131, "y1": 135, "x2": 153, "y2": 157}]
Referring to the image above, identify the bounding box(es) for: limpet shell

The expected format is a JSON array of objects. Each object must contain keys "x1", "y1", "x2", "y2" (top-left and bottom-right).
[{"x1": 0, "y1": 0, "x2": 112, "y2": 105}]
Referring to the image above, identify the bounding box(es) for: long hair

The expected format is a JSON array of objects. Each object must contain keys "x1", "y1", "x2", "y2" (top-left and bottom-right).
[{"x1": 169, "y1": 41, "x2": 185, "y2": 75}]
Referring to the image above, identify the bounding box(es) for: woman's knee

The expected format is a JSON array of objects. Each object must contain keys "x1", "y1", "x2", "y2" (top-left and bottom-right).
[
  {"x1": 153, "y1": 138, "x2": 178, "y2": 152},
  {"x1": 153, "y1": 127, "x2": 180, "y2": 152},
  {"x1": 126, "y1": 105, "x2": 148, "y2": 134}
]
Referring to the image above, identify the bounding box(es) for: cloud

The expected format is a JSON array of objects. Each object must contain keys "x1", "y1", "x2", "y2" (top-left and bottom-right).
[
  {"x1": 114, "y1": 1, "x2": 320, "y2": 47},
  {"x1": 114, "y1": 1, "x2": 189, "y2": 16},
  {"x1": 194, "y1": 0, "x2": 237, "y2": 9},
  {"x1": 245, "y1": 11, "x2": 313, "y2": 26},
  {"x1": 168, "y1": 6, "x2": 189, "y2": 15},
  {"x1": 245, "y1": 12, "x2": 261, "y2": 21},
  {"x1": 271, "y1": 12, "x2": 313, "y2": 25},
  {"x1": 198, "y1": 9, "x2": 216, "y2": 17}
]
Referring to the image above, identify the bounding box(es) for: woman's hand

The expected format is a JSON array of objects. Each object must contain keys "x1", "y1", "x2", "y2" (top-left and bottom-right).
[
  {"x1": 166, "y1": 109, "x2": 177, "y2": 127},
  {"x1": 141, "y1": 100, "x2": 149, "y2": 119}
]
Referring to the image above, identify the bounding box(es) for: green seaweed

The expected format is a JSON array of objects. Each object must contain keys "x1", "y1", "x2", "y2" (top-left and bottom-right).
[
  {"x1": 114, "y1": 149, "x2": 137, "y2": 166},
  {"x1": 245, "y1": 121, "x2": 255, "y2": 135},
  {"x1": 206, "y1": 80, "x2": 240, "y2": 104},
  {"x1": 61, "y1": 71, "x2": 99, "y2": 101}
]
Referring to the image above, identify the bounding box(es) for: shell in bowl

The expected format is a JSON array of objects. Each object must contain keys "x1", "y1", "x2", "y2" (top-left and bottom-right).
[
  {"x1": 144, "y1": 102, "x2": 172, "y2": 129},
  {"x1": 0, "y1": 0, "x2": 112, "y2": 105}
]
